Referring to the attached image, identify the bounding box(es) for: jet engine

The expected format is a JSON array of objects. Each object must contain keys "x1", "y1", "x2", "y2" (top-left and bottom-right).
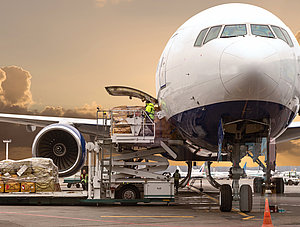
[{"x1": 32, "y1": 124, "x2": 86, "y2": 177}]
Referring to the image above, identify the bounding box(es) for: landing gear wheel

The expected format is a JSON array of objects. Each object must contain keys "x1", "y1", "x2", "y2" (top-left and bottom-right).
[
  {"x1": 253, "y1": 177, "x2": 263, "y2": 193},
  {"x1": 239, "y1": 184, "x2": 252, "y2": 212},
  {"x1": 273, "y1": 177, "x2": 284, "y2": 194},
  {"x1": 220, "y1": 184, "x2": 232, "y2": 212}
]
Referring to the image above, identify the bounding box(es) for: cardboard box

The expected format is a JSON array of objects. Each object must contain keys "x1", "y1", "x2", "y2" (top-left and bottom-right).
[
  {"x1": 21, "y1": 182, "x2": 36, "y2": 193},
  {"x1": 0, "y1": 181, "x2": 4, "y2": 193},
  {"x1": 5, "y1": 182, "x2": 20, "y2": 192}
]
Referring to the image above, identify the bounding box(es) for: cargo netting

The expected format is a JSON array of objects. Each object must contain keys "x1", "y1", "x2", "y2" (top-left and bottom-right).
[{"x1": 0, "y1": 158, "x2": 60, "y2": 192}]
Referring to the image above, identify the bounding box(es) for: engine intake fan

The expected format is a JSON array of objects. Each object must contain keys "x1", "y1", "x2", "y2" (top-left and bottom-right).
[{"x1": 32, "y1": 124, "x2": 86, "y2": 177}]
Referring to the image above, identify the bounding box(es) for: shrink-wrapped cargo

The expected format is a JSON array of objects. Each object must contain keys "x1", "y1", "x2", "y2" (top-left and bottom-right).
[{"x1": 0, "y1": 158, "x2": 60, "y2": 192}]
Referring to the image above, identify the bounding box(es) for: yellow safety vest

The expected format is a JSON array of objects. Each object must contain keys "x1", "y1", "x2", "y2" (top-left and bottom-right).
[
  {"x1": 81, "y1": 174, "x2": 88, "y2": 183},
  {"x1": 145, "y1": 103, "x2": 155, "y2": 120}
]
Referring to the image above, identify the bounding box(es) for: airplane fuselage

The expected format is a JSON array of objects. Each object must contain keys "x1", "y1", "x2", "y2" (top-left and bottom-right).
[{"x1": 156, "y1": 3, "x2": 300, "y2": 152}]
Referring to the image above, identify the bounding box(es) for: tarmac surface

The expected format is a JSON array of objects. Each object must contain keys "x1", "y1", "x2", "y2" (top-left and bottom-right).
[{"x1": 0, "y1": 179, "x2": 300, "y2": 226}]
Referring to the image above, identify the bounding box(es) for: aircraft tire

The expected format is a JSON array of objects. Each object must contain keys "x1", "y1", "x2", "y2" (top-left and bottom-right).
[
  {"x1": 273, "y1": 177, "x2": 284, "y2": 194},
  {"x1": 239, "y1": 184, "x2": 252, "y2": 212},
  {"x1": 219, "y1": 184, "x2": 232, "y2": 212}
]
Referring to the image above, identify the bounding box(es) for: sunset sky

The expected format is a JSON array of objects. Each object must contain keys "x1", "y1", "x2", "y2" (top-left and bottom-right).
[{"x1": 1, "y1": 0, "x2": 300, "y2": 166}]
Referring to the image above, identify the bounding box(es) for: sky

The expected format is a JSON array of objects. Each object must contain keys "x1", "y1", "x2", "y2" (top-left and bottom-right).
[{"x1": 1, "y1": 0, "x2": 300, "y2": 166}]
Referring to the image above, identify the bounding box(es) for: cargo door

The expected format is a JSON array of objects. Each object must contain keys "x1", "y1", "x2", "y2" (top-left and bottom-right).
[{"x1": 105, "y1": 86, "x2": 157, "y2": 104}]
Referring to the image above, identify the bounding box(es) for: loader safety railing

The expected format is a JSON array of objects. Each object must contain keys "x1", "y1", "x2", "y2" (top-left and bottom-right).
[{"x1": 96, "y1": 108, "x2": 155, "y2": 144}]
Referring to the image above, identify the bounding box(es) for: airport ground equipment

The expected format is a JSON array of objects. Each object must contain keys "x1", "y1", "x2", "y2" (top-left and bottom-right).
[
  {"x1": 63, "y1": 177, "x2": 81, "y2": 188},
  {"x1": 0, "y1": 108, "x2": 174, "y2": 205},
  {"x1": 87, "y1": 108, "x2": 174, "y2": 202},
  {"x1": 282, "y1": 171, "x2": 299, "y2": 185}
]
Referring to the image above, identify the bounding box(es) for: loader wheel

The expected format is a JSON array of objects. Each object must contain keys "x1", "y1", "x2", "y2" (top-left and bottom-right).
[{"x1": 118, "y1": 184, "x2": 140, "y2": 200}]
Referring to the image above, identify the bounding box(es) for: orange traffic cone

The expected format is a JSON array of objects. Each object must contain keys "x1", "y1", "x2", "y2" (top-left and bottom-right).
[{"x1": 262, "y1": 198, "x2": 274, "y2": 227}]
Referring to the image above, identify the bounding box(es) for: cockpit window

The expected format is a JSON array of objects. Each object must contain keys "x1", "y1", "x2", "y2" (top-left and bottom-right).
[
  {"x1": 280, "y1": 28, "x2": 294, "y2": 47},
  {"x1": 271, "y1": 25, "x2": 287, "y2": 43},
  {"x1": 251, "y1": 24, "x2": 275, "y2": 38},
  {"x1": 220, "y1": 24, "x2": 247, "y2": 38},
  {"x1": 203, "y1": 26, "x2": 222, "y2": 44},
  {"x1": 194, "y1": 28, "x2": 209, "y2": 46}
]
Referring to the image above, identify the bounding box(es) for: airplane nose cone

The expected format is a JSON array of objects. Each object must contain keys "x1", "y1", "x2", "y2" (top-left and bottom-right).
[{"x1": 220, "y1": 39, "x2": 280, "y2": 99}]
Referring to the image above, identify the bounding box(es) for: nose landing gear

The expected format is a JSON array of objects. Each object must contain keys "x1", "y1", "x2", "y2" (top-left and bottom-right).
[{"x1": 206, "y1": 159, "x2": 253, "y2": 213}]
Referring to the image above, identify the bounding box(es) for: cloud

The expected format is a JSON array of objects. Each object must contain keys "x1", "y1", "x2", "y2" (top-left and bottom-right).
[
  {"x1": 0, "y1": 69, "x2": 6, "y2": 102},
  {"x1": 0, "y1": 65, "x2": 100, "y2": 160},
  {"x1": 40, "y1": 102, "x2": 99, "y2": 118},
  {"x1": 0, "y1": 66, "x2": 98, "y2": 118},
  {"x1": 40, "y1": 106, "x2": 65, "y2": 117},
  {"x1": 62, "y1": 102, "x2": 99, "y2": 118},
  {"x1": 0, "y1": 66, "x2": 32, "y2": 108},
  {"x1": 277, "y1": 139, "x2": 300, "y2": 157},
  {"x1": 95, "y1": 0, "x2": 132, "y2": 8}
]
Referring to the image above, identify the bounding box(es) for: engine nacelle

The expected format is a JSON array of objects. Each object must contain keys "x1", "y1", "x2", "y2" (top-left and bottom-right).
[{"x1": 32, "y1": 124, "x2": 86, "y2": 177}]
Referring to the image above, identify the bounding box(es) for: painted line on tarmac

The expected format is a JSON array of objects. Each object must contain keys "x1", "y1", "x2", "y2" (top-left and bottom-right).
[
  {"x1": 101, "y1": 216, "x2": 194, "y2": 218},
  {"x1": 203, "y1": 193, "x2": 219, "y2": 203},
  {"x1": 242, "y1": 216, "x2": 255, "y2": 220},
  {"x1": 0, "y1": 211, "x2": 188, "y2": 227},
  {"x1": 232, "y1": 208, "x2": 254, "y2": 220},
  {"x1": 234, "y1": 209, "x2": 248, "y2": 216}
]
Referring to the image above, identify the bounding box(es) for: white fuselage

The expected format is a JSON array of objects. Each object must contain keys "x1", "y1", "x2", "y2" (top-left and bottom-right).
[{"x1": 155, "y1": 3, "x2": 300, "y2": 151}]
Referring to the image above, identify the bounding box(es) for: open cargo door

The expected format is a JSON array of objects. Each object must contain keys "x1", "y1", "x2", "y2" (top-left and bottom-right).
[{"x1": 105, "y1": 86, "x2": 158, "y2": 104}]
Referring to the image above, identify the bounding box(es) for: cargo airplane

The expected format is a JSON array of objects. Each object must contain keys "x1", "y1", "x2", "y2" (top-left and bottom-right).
[{"x1": 0, "y1": 3, "x2": 300, "y2": 212}]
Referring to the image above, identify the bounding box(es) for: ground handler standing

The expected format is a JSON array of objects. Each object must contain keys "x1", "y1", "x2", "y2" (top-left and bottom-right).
[
  {"x1": 173, "y1": 169, "x2": 181, "y2": 195},
  {"x1": 80, "y1": 169, "x2": 88, "y2": 190}
]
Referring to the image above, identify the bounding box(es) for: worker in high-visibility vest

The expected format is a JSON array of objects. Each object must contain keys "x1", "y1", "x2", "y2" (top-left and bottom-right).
[
  {"x1": 80, "y1": 169, "x2": 88, "y2": 190},
  {"x1": 145, "y1": 100, "x2": 155, "y2": 134},
  {"x1": 145, "y1": 101, "x2": 155, "y2": 120}
]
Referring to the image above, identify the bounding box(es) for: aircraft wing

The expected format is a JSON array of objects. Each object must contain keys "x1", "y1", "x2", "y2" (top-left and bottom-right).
[
  {"x1": 0, "y1": 113, "x2": 110, "y2": 135},
  {"x1": 277, "y1": 121, "x2": 300, "y2": 143}
]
